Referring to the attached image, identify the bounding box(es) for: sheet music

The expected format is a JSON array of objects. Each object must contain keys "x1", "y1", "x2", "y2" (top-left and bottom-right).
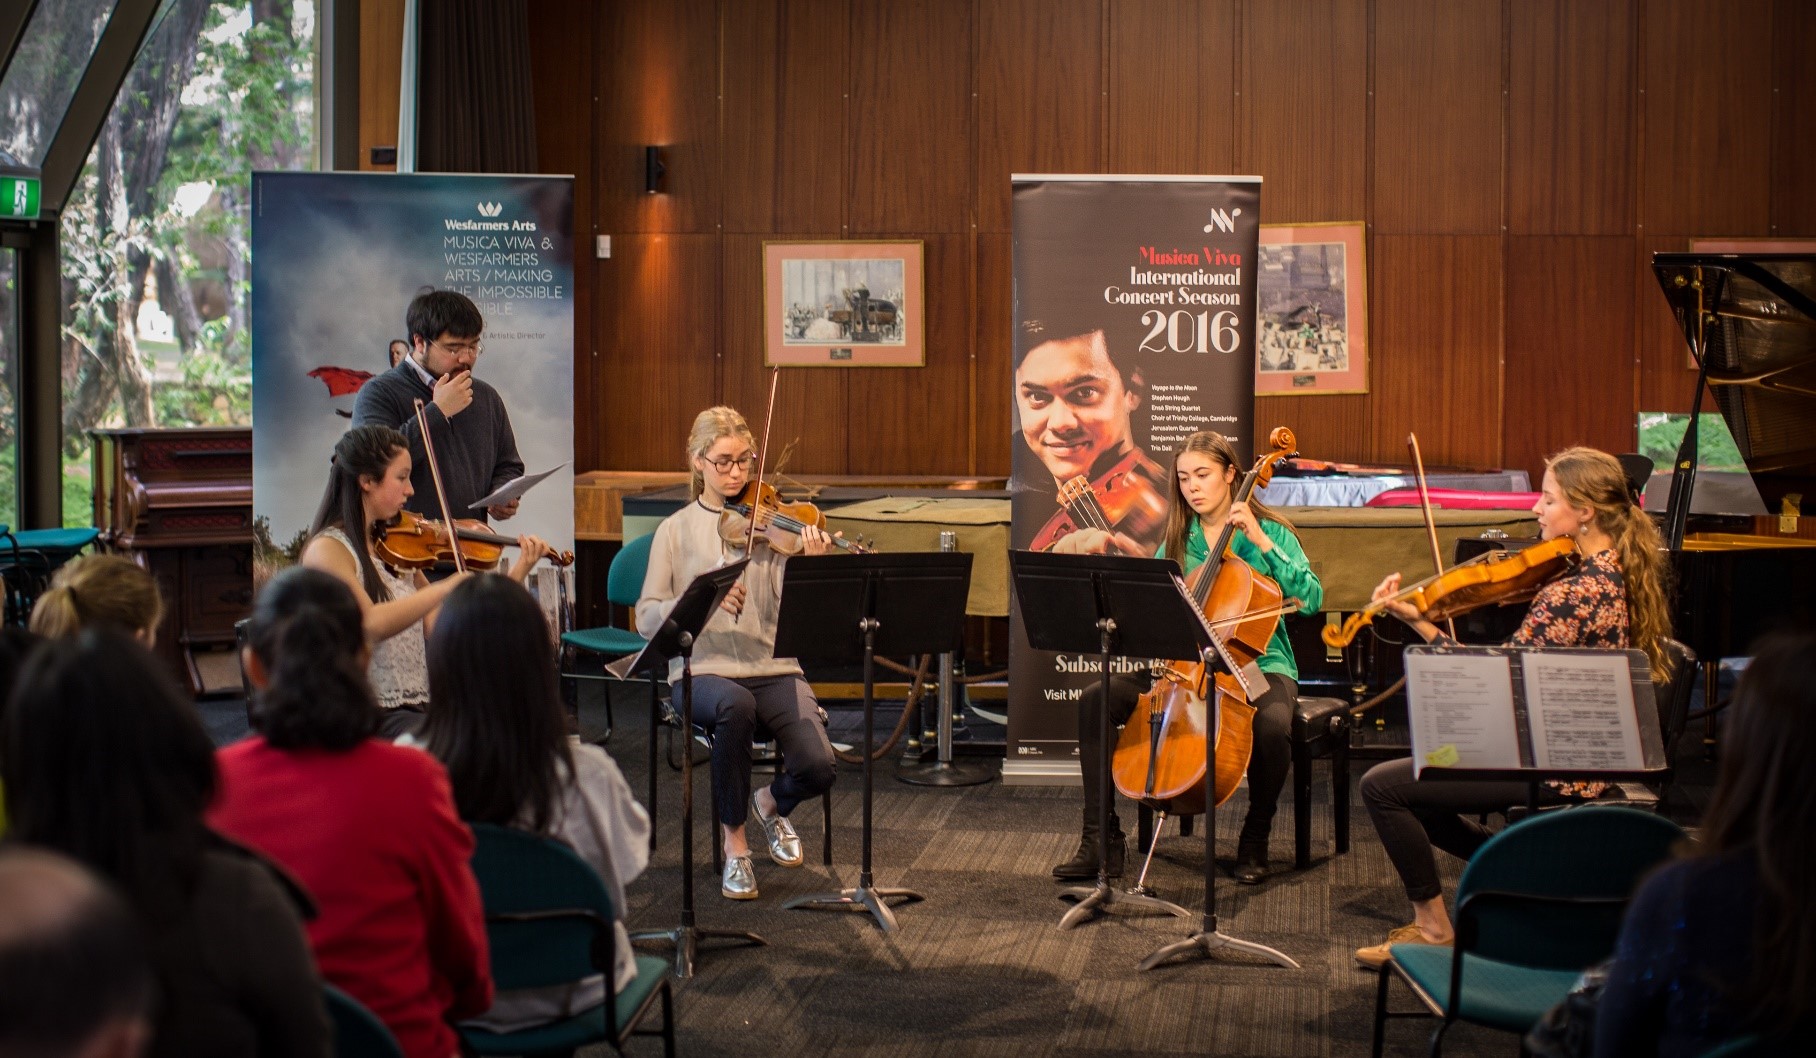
[
  {"x1": 1521, "y1": 652, "x2": 1645, "y2": 770},
  {"x1": 1404, "y1": 653, "x2": 1522, "y2": 776},
  {"x1": 469, "y1": 462, "x2": 570, "y2": 510}
]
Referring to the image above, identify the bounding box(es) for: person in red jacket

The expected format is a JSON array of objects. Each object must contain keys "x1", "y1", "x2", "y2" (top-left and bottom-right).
[{"x1": 210, "y1": 566, "x2": 491, "y2": 1058}]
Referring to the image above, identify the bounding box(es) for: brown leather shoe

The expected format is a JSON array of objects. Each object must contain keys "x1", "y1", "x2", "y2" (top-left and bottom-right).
[{"x1": 1355, "y1": 923, "x2": 1449, "y2": 969}]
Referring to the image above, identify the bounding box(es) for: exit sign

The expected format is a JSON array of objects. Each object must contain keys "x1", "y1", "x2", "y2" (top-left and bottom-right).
[{"x1": 1, "y1": 175, "x2": 41, "y2": 220}]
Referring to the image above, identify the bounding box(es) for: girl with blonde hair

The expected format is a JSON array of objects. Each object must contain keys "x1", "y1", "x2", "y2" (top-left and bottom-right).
[{"x1": 29, "y1": 554, "x2": 163, "y2": 641}]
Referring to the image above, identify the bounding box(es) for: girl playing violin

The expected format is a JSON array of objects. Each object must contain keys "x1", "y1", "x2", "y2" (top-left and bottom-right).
[
  {"x1": 635, "y1": 407, "x2": 839, "y2": 900},
  {"x1": 1055, "y1": 431, "x2": 1322, "y2": 885},
  {"x1": 301, "y1": 425, "x2": 551, "y2": 737},
  {"x1": 1354, "y1": 446, "x2": 1673, "y2": 968}
]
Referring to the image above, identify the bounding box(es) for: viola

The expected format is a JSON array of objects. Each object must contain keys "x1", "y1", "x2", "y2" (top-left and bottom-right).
[
  {"x1": 1321, "y1": 534, "x2": 1577, "y2": 649},
  {"x1": 372, "y1": 509, "x2": 574, "y2": 571},
  {"x1": 717, "y1": 481, "x2": 871, "y2": 555},
  {"x1": 1112, "y1": 428, "x2": 1299, "y2": 814},
  {"x1": 1030, "y1": 448, "x2": 1168, "y2": 554}
]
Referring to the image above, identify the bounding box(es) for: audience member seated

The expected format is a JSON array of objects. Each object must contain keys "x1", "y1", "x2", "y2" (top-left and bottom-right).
[
  {"x1": 0, "y1": 626, "x2": 43, "y2": 835},
  {"x1": 2, "y1": 629, "x2": 329, "y2": 1058},
  {"x1": 28, "y1": 553, "x2": 162, "y2": 641},
  {"x1": 210, "y1": 566, "x2": 491, "y2": 1058},
  {"x1": 412, "y1": 575, "x2": 651, "y2": 1030},
  {"x1": 1595, "y1": 629, "x2": 1816, "y2": 1058},
  {"x1": 0, "y1": 847, "x2": 155, "y2": 1058}
]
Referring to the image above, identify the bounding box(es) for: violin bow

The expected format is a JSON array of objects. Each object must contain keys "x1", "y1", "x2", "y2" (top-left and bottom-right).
[
  {"x1": 744, "y1": 366, "x2": 783, "y2": 556},
  {"x1": 413, "y1": 399, "x2": 467, "y2": 574},
  {"x1": 1406, "y1": 432, "x2": 1456, "y2": 638}
]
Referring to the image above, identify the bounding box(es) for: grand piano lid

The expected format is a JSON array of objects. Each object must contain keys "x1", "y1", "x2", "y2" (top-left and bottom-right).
[{"x1": 1651, "y1": 253, "x2": 1816, "y2": 479}]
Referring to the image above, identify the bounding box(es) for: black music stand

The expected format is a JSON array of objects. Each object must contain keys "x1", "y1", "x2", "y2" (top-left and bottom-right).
[
  {"x1": 1010, "y1": 550, "x2": 1201, "y2": 929},
  {"x1": 618, "y1": 560, "x2": 766, "y2": 979},
  {"x1": 777, "y1": 552, "x2": 972, "y2": 932}
]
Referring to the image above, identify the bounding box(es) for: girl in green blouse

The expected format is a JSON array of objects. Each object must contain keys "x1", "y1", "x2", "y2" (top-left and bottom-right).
[{"x1": 1054, "y1": 431, "x2": 1322, "y2": 885}]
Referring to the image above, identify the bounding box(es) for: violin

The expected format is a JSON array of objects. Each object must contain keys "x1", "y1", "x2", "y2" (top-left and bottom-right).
[
  {"x1": 717, "y1": 481, "x2": 871, "y2": 555},
  {"x1": 1031, "y1": 448, "x2": 1168, "y2": 553},
  {"x1": 1321, "y1": 534, "x2": 1577, "y2": 649},
  {"x1": 1112, "y1": 428, "x2": 1300, "y2": 814},
  {"x1": 372, "y1": 509, "x2": 575, "y2": 571}
]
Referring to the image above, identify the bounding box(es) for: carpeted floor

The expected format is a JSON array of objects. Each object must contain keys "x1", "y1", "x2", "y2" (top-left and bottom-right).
[{"x1": 200, "y1": 681, "x2": 1713, "y2": 1058}]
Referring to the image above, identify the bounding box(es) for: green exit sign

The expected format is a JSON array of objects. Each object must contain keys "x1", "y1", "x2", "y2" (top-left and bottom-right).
[{"x1": 1, "y1": 175, "x2": 41, "y2": 221}]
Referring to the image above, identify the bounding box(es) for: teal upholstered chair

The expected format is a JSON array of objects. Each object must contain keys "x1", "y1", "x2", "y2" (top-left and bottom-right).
[
  {"x1": 559, "y1": 532, "x2": 658, "y2": 742},
  {"x1": 1370, "y1": 806, "x2": 1684, "y2": 1058},
  {"x1": 324, "y1": 983, "x2": 404, "y2": 1058},
  {"x1": 461, "y1": 823, "x2": 675, "y2": 1058}
]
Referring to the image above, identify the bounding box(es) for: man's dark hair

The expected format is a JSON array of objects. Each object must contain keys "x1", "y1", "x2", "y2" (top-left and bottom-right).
[
  {"x1": 0, "y1": 848, "x2": 154, "y2": 1058},
  {"x1": 406, "y1": 288, "x2": 484, "y2": 345}
]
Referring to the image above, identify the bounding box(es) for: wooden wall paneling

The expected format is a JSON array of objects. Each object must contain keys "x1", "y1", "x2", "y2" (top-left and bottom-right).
[
  {"x1": 526, "y1": 1, "x2": 599, "y2": 468},
  {"x1": 1241, "y1": 0, "x2": 1369, "y2": 222},
  {"x1": 593, "y1": 235, "x2": 722, "y2": 470},
  {"x1": 1634, "y1": 234, "x2": 1702, "y2": 417},
  {"x1": 1372, "y1": 0, "x2": 1503, "y2": 235},
  {"x1": 846, "y1": 235, "x2": 973, "y2": 474},
  {"x1": 1502, "y1": 237, "x2": 1637, "y2": 480},
  {"x1": 1507, "y1": 0, "x2": 1636, "y2": 236},
  {"x1": 1254, "y1": 394, "x2": 1370, "y2": 465},
  {"x1": 975, "y1": 233, "x2": 1013, "y2": 476},
  {"x1": 596, "y1": 0, "x2": 722, "y2": 235},
  {"x1": 720, "y1": 0, "x2": 847, "y2": 235},
  {"x1": 1771, "y1": 0, "x2": 1816, "y2": 236},
  {"x1": 719, "y1": 234, "x2": 851, "y2": 475},
  {"x1": 1367, "y1": 235, "x2": 1503, "y2": 468},
  {"x1": 975, "y1": 0, "x2": 1103, "y2": 234},
  {"x1": 358, "y1": 0, "x2": 405, "y2": 171},
  {"x1": 1106, "y1": 0, "x2": 1238, "y2": 175},
  {"x1": 1639, "y1": 0, "x2": 1774, "y2": 237},
  {"x1": 849, "y1": 0, "x2": 973, "y2": 235}
]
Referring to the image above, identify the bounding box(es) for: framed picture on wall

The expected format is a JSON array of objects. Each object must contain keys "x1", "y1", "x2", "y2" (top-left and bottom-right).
[
  {"x1": 1255, "y1": 222, "x2": 1368, "y2": 395},
  {"x1": 763, "y1": 240, "x2": 925, "y2": 367}
]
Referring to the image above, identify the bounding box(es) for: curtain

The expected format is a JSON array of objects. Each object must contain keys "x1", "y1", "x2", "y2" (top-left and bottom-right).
[{"x1": 417, "y1": 0, "x2": 537, "y2": 173}]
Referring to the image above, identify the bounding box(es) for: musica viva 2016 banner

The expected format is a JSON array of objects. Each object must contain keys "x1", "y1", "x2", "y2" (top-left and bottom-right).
[
  {"x1": 250, "y1": 172, "x2": 575, "y2": 558},
  {"x1": 1005, "y1": 175, "x2": 1261, "y2": 783}
]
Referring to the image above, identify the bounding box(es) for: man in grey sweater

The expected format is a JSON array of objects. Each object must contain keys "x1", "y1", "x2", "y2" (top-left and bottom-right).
[{"x1": 353, "y1": 290, "x2": 525, "y2": 524}]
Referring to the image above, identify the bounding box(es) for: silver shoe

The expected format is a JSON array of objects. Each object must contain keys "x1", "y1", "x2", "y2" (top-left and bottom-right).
[
  {"x1": 751, "y1": 792, "x2": 804, "y2": 867},
  {"x1": 721, "y1": 854, "x2": 758, "y2": 900}
]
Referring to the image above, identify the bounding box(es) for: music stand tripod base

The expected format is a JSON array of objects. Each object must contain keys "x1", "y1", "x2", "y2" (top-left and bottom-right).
[
  {"x1": 1137, "y1": 927, "x2": 1300, "y2": 972},
  {"x1": 782, "y1": 885, "x2": 925, "y2": 932},
  {"x1": 630, "y1": 922, "x2": 767, "y2": 980}
]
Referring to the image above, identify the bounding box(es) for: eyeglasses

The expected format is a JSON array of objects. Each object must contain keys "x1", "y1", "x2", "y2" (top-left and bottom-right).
[
  {"x1": 704, "y1": 454, "x2": 755, "y2": 472},
  {"x1": 430, "y1": 338, "x2": 483, "y2": 360}
]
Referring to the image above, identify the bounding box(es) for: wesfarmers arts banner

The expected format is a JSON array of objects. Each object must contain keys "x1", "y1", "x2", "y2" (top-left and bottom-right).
[
  {"x1": 251, "y1": 172, "x2": 575, "y2": 558},
  {"x1": 1005, "y1": 175, "x2": 1261, "y2": 783}
]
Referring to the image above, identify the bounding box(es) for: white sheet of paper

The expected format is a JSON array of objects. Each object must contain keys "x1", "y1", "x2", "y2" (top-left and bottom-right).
[
  {"x1": 1521, "y1": 652, "x2": 1644, "y2": 771},
  {"x1": 469, "y1": 462, "x2": 570, "y2": 511},
  {"x1": 1405, "y1": 653, "x2": 1522, "y2": 776}
]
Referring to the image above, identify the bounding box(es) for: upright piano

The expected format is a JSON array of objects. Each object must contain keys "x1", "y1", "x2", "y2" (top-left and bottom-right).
[{"x1": 1649, "y1": 254, "x2": 1816, "y2": 697}]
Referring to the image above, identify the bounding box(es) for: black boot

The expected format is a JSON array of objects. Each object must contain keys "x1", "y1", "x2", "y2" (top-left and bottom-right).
[
  {"x1": 1234, "y1": 812, "x2": 1272, "y2": 885},
  {"x1": 1052, "y1": 821, "x2": 1125, "y2": 880}
]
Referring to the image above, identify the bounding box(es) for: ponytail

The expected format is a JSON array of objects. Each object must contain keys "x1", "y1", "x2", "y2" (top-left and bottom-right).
[
  {"x1": 28, "y1": 555, "x2": 162, "y2": 640},
  {"x1": 246, "y1": 568, "x2": 379, "y2": 751}
]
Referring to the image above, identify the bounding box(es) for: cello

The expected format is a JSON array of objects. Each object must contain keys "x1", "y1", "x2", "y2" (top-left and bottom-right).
[{"x1": 1111, "y1": 428, "x2": 1300, "y2": 818}]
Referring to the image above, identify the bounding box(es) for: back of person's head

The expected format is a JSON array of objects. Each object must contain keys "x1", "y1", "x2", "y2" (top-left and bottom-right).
[
  {"x1": 419, "y1": 575, "x2": 571, "y2": 831},
  {"x1": 1, "y1": 629, "x2": 216, "y2": 917},
  {"x1": 1699, "y1": 628, "x2": 1816, "y2": 1034},
  {"x1": 246, "y1": 566, "x2": 378, "y2": 751},
  {"x1": 310, "y1": 424, "x2": 409, "y2": 603},
  {"x1": 1546, "y1": 445, "x2": 1673, "y2": 681},
  {"x1": 0, "y1": 847, "x2": 153, "y2": 1058},
  {"x1": 406, "y1": 288, "x2": 484, "y2": 344},
  {"x1": 0, "y1": 625, "x2": 44, "y2": 722},
  {"x1": 28, "y1": 555, "x2": 163, "y2": 641}
]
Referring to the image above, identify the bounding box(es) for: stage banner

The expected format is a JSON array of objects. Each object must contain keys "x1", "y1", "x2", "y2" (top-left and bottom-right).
[
  {"x1": 251, "y1": 172, "x2": 575, "y2": 564},
  {"x1": 1005, "y1": 175, "x2": 1261, "y2": 784}
]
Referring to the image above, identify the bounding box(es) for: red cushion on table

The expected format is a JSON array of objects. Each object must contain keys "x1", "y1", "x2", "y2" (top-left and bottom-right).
[{"x1": 1364, "y1": 487, "x2": 1540, "y2": 510}]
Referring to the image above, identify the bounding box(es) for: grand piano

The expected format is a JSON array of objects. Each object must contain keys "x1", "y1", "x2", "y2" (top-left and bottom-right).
[{"x1": 1649, "y1": 254, "x2": 1816, "y2": 700}]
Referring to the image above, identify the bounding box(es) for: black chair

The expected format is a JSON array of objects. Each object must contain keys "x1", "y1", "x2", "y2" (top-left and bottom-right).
[
  {"x1": 461, "y1": 824, "x2": 676, "y2": 1058},
  {"x1": 1135, "y1": 694, "x2": 1352, "y2": 871},
  {"x1": 324, "y1": 984, "x2": 404, "y2": 1058}
]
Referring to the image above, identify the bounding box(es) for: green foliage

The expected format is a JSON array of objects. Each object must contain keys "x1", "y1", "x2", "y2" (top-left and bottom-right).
[
  {"x1": 153, "y1": 349, "x2": 252, "y2": 426},
  {"x1": 1637, "y1": 413, "x2": 1748, "y2": 473}
]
